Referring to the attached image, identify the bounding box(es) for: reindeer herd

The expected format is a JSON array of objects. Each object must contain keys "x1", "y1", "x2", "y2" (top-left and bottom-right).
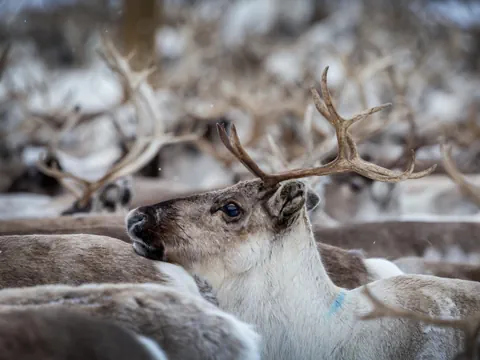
[{"x1": 2, "y1": 33, "x2": 480, "y2": 360}]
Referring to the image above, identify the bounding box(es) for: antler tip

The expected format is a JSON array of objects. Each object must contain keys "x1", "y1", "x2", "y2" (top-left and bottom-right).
[{"x1": 322, "y1": 66, "x2": 330, "y2": 80}]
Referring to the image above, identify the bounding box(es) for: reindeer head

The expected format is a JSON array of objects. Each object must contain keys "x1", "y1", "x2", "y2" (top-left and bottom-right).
[
  {"x1": 127, "y1": 67, "x2": 436, "y2": 274},
  {"x1": 61, "y1": 176, "x2": 133, "y2": 215},
  {"x1": 127, "y1": 178, "x2": 320, "y2": 267}
]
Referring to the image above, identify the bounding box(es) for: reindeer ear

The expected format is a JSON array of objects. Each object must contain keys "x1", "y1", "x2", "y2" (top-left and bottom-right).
[
  {"x1": 306, "y1": 188, "x2": 321, "y2": 211},
  {"x1": 266, "y1": 181, "x2": 309, "y2": 223}
]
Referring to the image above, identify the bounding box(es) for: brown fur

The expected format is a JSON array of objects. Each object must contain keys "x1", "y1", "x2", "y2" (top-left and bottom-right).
[
  {"x1": 0, "y1": 214, "x2": 368, "y2": 289},
  {"x1": 395, "y1": 256, "x2": 480, "y2": 282},
  {"x1": 318, "y1": 243, "x2": 370, "y2": 289},
  {"x1": 0, "y1": 283, "x2": 260, "y2": 360},
  {"x1": 0, "y1": 234, "x2": 219, "y2": 305},
  {"x1": 0, "y1": 215, "x2": 129, "y2": 242},
  {"x1": 5, "y1": 214, "x2": 480, "y2": 289},
  {"x1": 0, "y1": 309, "x2": 159, "y2": 360},
  {"x1": 4, "y1": 215, "x2": 479, "y2": 287},
  {"x1": 7, "y1": 216, "x2": 480, "y2": 265},
  {"x1": 314, "y1": 221, "x2": 480, "y2": 259},
  {"x1": 0, "y1": 234, "x2": 166, "y2": 288}
]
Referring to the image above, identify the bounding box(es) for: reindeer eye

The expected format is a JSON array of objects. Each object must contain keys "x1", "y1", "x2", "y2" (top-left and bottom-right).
[{"x1": 222, "y1": 203, "x2": 241, "y2": 217}]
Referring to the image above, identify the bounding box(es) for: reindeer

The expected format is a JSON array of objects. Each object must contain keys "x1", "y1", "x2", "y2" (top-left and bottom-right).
[
  {"x1": 0, "y1": 234, "x2": 221, "y2": 304},
  {"x1": 369, "y1": 143, "x2": 480, "y2": 219},
  {"x1": 5, "y1": 212, "x2": 480, "y2": 284},
  {"x1": 0, "y1": 224, "x2": 477, "y2": 291},
  {"x1": 0, "y1": 283, "x2": 260, "y2": 360},
  {"x1": 314, "y1": 220, "x2": 480, "y2": 261},
  {"x1": 0, "y1": 308, "x2": 168, "y2": 360},
  {"x1": 0, "y1": 44, "x2": 133, "y2": 199},
  {"x1": 126, "y1": 67, "x2": 480, "y2": 359},
  {"x1": 24, "y1": 38, "x2": 198, "y2": 216},
  {"x1": 0, "y1": 215, "x2": 129, "y2": 240},
  {"x1": 0, "y1": 222, "x2": 397, "y2": 292}
]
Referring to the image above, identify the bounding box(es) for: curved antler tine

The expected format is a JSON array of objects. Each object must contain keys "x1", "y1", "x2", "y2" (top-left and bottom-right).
[
  {"x1": 310, "y1": 87, "x2": 329, "y2": 120},
  {"x1": 347, "y1": 103, "x2": 392, "y2": 130},
  {"x1": 36, "y1": 156, "x2": 90, "y2": 188},
  {"x1": 229, "y1": 124, "x2": 245, "y2": 152},
  {"x1": 442, "y1": 143, "x2": 480, "y2": 206},
  {"x1": 36, "y1": 155, "x2": 87, "y2": 198},
  {"x1": 320, "y1": 67, "x2": 341, "y2": 125},
  {"x1": 217, "y1": 123, "x2": 236, "y2": 154},
  {"x1": 217, "y1": 123, "x2": 268, "y2": 180},
  {"x1": 230, "y1": 125, "x2": 269, "y2": 179},
  {"x1": 401, "y1": 150, "x2": 437, "y2": 179},
  {"x1": 218, "y1": 67, "x2": 436, "y2": 187},
  {"x1": 351, "y1": 150, "x2": 436, "y2": 182}
]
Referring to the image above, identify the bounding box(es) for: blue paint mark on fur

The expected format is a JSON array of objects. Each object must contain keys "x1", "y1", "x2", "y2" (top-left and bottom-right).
[{"x1": 327, "y1": 291, "x2": 346, "y2": 317}]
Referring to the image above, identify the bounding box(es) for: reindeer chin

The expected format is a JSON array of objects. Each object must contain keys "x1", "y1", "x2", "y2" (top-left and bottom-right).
[{"x1": 132, "y1": 241, "x2": 166, "y2": 261}]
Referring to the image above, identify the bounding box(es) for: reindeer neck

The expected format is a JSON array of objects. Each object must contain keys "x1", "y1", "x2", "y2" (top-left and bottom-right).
[{"x1": 192, "y1": 212, "x2": 349, "y2": 359}]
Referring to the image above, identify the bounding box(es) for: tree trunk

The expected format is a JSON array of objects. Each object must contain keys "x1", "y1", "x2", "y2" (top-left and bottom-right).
[{"x1": 121, "y1": 0, "x2": 162, "y2": 87}]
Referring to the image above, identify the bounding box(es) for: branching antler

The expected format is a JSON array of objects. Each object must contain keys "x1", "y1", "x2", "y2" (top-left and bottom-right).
[
  {"x1": 36, "y1": 36, "x2": 198, "y2": 209},
  {"x1": 217, "y1": 66, "x2": 436, "y2": 187},
  {"x1": 20, "y1": 84, "x2": 129, "y2": 147},
  {"x1": 442, "y1": 143, "x2": 480, "y2": 207},
  {"x1": 360, "y1": 286, "x2": 480, "y2": 360}
]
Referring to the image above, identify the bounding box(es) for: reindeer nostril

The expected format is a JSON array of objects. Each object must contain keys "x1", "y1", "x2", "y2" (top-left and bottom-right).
[{"x1": 127, "y1": 213, "x2": 147, "y2": 229}]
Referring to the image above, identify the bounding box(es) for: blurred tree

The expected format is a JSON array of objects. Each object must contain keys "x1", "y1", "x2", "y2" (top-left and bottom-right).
[{"x1": 120, "y1": 0, "x2": 162, "y2": 87}]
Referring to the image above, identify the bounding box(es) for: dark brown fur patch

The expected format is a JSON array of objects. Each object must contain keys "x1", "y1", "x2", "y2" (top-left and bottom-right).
[
  {"x1": 319, "y1": 243, "x2": 369, "y2": 289},
  {"x1": 0, "y1": 215, "x2": 129, "y2": 242},
  {"x1": 0, "y1": 234, "x2": 166, "y2": 289},
  {"x1": 315, "y1": 221, "x2": 480, "y2": 259},
  {"x1": 424, "y1": 262, "x2": 480, "y2": 282},
  {"x1": 0, "y1": 309, "x2": 157, "y2": 360}
]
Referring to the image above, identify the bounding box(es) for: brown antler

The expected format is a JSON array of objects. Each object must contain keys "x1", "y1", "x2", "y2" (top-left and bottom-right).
[
  {"x1": 37, "y1": 37, "x2": 197, "y2": 208},
  {"x1": 20, "y1": 82, "x2": 130, "y2": 142},
  {"x1": 36, "y1": 154, "x2": 86, "y2": 199},
  {"x1": 217, "y1": 66, "x2": 436, "y2": 187},
  {"x1": 217, "y1": 122, "x2": 269, "y2": 179},
  {"x1": 442, "y1": 143, "x2": 480, "y2": 207}
]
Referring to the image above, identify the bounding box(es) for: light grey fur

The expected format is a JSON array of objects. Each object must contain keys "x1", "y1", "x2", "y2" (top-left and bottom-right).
[{"x1": 0, "y1": 283, "x2": 261, "y2": 360}]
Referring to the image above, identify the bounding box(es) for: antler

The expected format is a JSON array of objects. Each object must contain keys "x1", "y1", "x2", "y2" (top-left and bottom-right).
[
  {"x1": 442, "y1": 143, "x2": 480, "y2": 207},
  {"x1": 37, "y1": 36, "x2": 198, "y2": 208},
  {"x1": 360, "y1": 286, "x2": 480, "y2": 360},
  {"x1": 20, "y1": 82, "x2": 130, "y2": 144},
  {"x1": 36, "y1": 155, "x2": 87, "y2": 199},
  {"x1": 217, "y1": 66, "x2": 436, "y2": 187}
]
